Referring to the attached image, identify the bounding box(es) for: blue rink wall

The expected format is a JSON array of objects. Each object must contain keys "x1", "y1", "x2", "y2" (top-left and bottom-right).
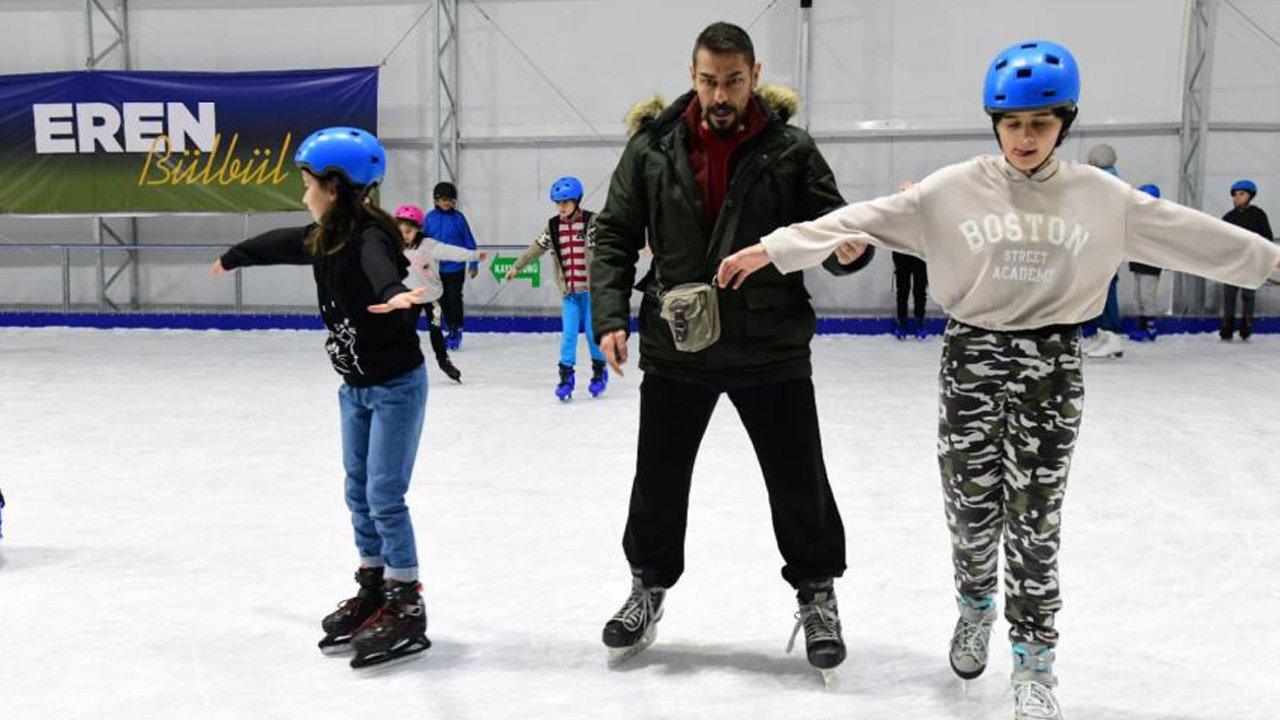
[{"x1": 0, "y1": 312, "x2": 1276, "y2": 336}]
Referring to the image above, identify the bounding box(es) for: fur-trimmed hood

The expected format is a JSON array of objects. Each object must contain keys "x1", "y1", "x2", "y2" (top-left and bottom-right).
[{"x1": 624, "y1": 84, "x2": 801, "y2": 137}]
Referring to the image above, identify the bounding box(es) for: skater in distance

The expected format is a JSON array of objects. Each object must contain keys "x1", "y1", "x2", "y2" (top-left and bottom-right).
[{"x1": 504, "y1": 175, "x2": 611, "y2": 401}]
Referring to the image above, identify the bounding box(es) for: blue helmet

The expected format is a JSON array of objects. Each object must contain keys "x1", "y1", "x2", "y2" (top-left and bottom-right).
[
  {"x1": 1138, "y1": 184, "x2": 1161, "y2": 198},
  {"x1": 1230, "y1": 179, "x2": 1257, "y2": 197},
  {"x1": 294, "y1": 126, "x2": 386, "y2": 188},
  {"x1": 550, "y1": 176, "x2": 584, "y2": 203},
  {"x1": 983, "y1": 40, "x2": 1080, "y2": 114}
]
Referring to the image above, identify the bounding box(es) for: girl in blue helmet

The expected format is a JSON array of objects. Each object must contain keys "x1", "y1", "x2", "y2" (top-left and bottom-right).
[
  {"x1": 504, "y1": 175, "x2": 609, "y2": 401},
  {"x1": 720, "y1": 40, "x2": 1280, "y2": 720},
  {"x1": 1219, "y1": 179, "x2": 1273, "y2": 339},
  {"x1": 211, "y1": 126, "x2": 432, "y2": 669}
]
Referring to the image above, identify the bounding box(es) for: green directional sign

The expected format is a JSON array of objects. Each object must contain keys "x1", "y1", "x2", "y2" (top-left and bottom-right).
[{"x1": 489, "y1": 253, "x2": 541, "y2": 288}]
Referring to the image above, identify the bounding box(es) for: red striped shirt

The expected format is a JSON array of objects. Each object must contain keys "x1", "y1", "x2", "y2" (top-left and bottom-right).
[{"x1": 557, "y1": 215, "x2": 588, "y2": 294}]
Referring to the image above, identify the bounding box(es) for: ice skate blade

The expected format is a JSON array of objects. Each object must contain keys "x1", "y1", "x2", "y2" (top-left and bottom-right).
[
  {"x1": 318, "y1": 639, "x2": 354, "y2": 656},
  {"x1": 819, "y1": 668, "x2": 839, "y2": 690},
  {"x1": 606, "y1": 626, "x2": 657, "y2": 667},
  {"x1": 350, "y1": 636, "x2": 431, "y2": 670}
]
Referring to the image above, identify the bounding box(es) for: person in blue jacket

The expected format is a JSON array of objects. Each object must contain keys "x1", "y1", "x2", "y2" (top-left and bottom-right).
[{"x1": 425, "y1": 181, "x2": 480, "y2": 350}]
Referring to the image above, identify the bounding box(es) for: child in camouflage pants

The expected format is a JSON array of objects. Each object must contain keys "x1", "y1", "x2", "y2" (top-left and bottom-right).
[
  {"x1": 721, "y1": 39, "x2": 1280, "y2": 720},
  {"x1": 938, "y1": 323, "x2": 1082, "y2": 652}
]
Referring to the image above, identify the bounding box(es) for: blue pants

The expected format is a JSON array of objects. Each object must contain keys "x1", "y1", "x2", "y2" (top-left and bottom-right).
[
  {"x1": 338, "y1": 365, "x2": 427, "y2": 582},
  {"x1": 1099, "y1": 274, "x2": 1121, "y2": 332},
  {"x1": 1085, "y1": 274, "x2": 1122, "y2": 336},
  {"x1": 561, "y1": 292, "x2": 606, "y2": 367}
]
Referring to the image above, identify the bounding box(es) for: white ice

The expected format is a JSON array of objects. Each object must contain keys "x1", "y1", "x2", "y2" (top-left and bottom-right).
[{"x1": 1, "y1": 327, "x2": 1276, "y2": 720}]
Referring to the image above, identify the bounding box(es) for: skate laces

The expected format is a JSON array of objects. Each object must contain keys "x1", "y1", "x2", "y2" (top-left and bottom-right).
[
  {"x1": 952, "y1": 613, "x2": 994, "y2": 660},
  {"x1": 787, "y1": 593, "x2": 840, "y2": 653},
  {"x1": 612, "y1": 584, "x2": 661, "y2": 631},
  {"x1": 1013, "y1": 678, "x2": 1060, "y2": 718}
]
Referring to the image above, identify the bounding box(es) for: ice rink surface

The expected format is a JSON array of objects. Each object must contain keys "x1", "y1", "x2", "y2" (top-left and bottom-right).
[{"x1": 1, "y1": 327, "x2": 1275, "y2": 720}]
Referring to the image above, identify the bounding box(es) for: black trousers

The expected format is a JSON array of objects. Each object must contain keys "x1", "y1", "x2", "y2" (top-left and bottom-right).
[
  {"x1": 412, "y1": 302, "x2": 449, "y2": 365},
  {"x1": 623, "y1": 373, "x2": 846, "y2": 589},
  {"x1": 1223, "y1": 284, "x2": 1256, "y2": 319},
  {"x1": 439, "y1": 270, "x2": 466, "y2": 331},
  {"x1": 892, "y1": 252, "x2": 928, "y2": 322}
]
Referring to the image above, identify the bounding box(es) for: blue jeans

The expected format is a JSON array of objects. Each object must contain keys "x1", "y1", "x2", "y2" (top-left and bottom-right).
[
  {"x1": 338, "y1": 365, "x2": 427, "y2": 582},
  {"x1": 560, "y1": 292, "x2": 606, "y2": 366},
  {"x1": 1084, "y1": 274, "x2": 1122, "y2": 336}
]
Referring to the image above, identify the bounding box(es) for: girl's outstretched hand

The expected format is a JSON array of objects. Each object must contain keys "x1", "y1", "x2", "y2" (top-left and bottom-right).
[
  {"x1": 210, "y1": 259, "x2": 229, "y2": 277},
  {"x1": 717, "y1": 243, "x2": 772, "y2": 290},
  {"x1": 368, "y1": 286, "x2": 428, "y2": 313}
]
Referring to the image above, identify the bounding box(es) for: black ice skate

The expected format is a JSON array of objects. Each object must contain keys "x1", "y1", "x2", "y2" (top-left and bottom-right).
[
  {"x1": 318, "y1": 566, "x2": 385, "y2": 654},
  {"x1": 438, "y1": 358, "x2": 462, "y2": 383},
  {"x1": 349, "y1": 580, "x2": 431, "y2": 669},
  {"x1": 787, "y1": 578, "x2": 845, "y2": 687},
  {"x1": 602, "y1": 575, "x2": 665, "y2": 664}
]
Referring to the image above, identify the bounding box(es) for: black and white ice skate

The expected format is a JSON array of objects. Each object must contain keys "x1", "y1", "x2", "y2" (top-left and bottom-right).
[
  {"x1": 318, "y1": 566, "x2": 385, "y2": 654},
  {"x1": 787, "y1": 579, "x2": 845, "y2": 688},
  {"x1": 602, "y1": 576, "x2": 665, "y2": 665},
  {"x1": 349, "y1": 580, "x2": 431, "y2": 669}
]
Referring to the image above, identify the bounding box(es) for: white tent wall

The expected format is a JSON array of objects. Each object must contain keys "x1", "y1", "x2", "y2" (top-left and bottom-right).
[{"x1": 0, "y1": 0, "x2": 1277, "y2": 317}]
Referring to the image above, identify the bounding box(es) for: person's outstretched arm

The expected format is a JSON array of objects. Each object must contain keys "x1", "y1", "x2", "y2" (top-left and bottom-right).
[
  {"x1": 719, "y1": 185, "x2": 927, "y2": 289},
  {"x1": 211, "y1": 225, "x2": 312, "y2": 275},
  {"x1": 1124, "y1": 188, "x2": 1280, "y2": 286}
]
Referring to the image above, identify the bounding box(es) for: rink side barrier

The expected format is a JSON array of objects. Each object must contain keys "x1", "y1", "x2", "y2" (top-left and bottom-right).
[{"x1": 0, "y1": 312, "x2": 1276, "y2": 335}]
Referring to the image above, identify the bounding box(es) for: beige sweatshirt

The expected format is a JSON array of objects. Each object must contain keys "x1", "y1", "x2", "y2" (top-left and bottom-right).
[{"x1": 761, "y1": 154, "x2": 1280, "y2": 331}]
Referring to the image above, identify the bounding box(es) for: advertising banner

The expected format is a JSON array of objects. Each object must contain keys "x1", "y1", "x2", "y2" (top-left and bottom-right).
[{"x1": 0, "y1": 67, "x2": 378, "y2": 214}]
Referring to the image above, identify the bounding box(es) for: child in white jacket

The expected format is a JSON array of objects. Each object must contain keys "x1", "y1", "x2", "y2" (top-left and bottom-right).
[
  {"x1": 395, "y1": 204, "x2": 483, "y2": 383},
  {"x1": 719, "y1": 40, "x2": 1280, "y2": 720}
]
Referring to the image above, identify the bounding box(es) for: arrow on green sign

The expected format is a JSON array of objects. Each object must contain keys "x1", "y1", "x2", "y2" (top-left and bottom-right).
[{"x1": 489, "y1": 254, "x2": 541, "y2": 288}]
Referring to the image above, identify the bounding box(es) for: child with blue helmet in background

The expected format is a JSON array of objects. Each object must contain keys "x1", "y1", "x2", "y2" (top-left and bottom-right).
[
  {"x1": 505, "y1": 175, "x2": 609, "y2": 401},
  {"x1": 721, "y1": 40, "x2": 1280, "y2": 720},
  {"x1": 1128, "y1": 183, "x2": 1164, "y2": 340},
  {"x1": 211, "y1": 126, "x2": 432, "y2": 669},
  {"x1": 1219, "y1": 179, "x2": 1273, "y2": 340}
]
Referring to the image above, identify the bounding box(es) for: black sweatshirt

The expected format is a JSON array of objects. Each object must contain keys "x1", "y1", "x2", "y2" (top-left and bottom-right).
[
  {"x1": 220, "y1": 223, "x2": 424, "y2": 387},
  {"x1": 1221, "y1": 205, "x2": 1273, "y2": 242}
]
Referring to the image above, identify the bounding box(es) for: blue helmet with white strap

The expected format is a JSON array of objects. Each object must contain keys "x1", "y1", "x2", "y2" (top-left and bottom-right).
[{"x1": 294, "y1": 126, "x2": 386, "y2": 189}]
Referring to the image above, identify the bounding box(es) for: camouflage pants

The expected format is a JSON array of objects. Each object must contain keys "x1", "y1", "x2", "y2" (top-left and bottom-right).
[{"x1": 937, "y1": 321, "x2": 1084, "y2": 647}]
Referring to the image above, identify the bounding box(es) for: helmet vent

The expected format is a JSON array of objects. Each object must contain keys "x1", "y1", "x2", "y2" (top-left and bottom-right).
[
  {"x1": 1016, "y1": 68, "x2": 1032, "y2": 78},
  {"x1": 994, "y1": 94, "x2": 1007, "y2": 101},
  {"x1": 1042, "y1": 89, "x2": 1057, "y2": 97},
  {"x1": 995, "y1": 59, "x2": 1008, "y2": 70},
  {"x1": 1045, "y1": 54, "x2": 1061, "y2": 65},
  {"x1": 1020, "y1": 43, "x2": 1038, "y2": 49}
]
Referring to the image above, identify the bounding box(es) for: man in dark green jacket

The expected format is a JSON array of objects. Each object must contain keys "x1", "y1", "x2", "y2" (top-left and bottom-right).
[{"x1": 591, "y1": 21, "x2": 872, "y2": 676}]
